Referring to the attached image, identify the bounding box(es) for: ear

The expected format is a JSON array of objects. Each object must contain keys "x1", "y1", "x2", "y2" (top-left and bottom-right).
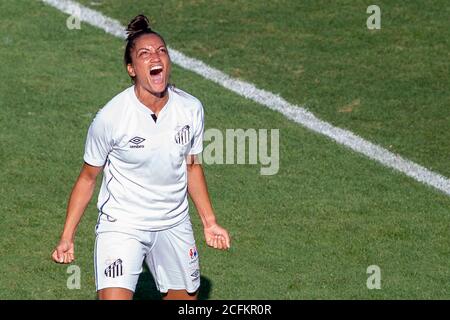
[{"x1": 127, "y1": 64, "x2": 136, "y2": 78}]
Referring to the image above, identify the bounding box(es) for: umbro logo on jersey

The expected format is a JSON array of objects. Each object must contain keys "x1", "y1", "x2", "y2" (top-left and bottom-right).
[
  {"x1": 104, "y1": 259, "x2": 123, "y2": 278},
  {"x1": 129, "y1": 136, "x2": 145, "y2": 148},
  {"x1": 175, "y1": 125, "x2": 190, "y2": 145}
]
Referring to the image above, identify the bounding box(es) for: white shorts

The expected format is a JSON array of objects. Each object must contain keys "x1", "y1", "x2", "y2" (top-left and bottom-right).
[{"x1": 94, "y1": 214, "x2": 200, "y2": 294}]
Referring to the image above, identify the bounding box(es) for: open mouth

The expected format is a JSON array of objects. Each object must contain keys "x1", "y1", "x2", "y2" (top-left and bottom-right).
[{"x1": 149, "y1": 65, "x2": 164, "y2": 84}]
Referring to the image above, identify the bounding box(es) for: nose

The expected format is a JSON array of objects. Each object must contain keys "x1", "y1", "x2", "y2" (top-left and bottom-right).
[{"x1": 148, "y1": 50, "x2": 161, "y2": 62}]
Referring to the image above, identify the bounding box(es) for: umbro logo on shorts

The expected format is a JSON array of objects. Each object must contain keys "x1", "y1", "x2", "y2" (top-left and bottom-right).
[
  {"x1": 190, "y1": 269, "x2": 200, "y2": 280},
  {"x1": 129, "y1": 136, "x2": 145, "y2": 149},
  {"x1": 104, "y1": 259, "x2": 123, "y2": 278},
  {"x1": 175, "y1": 125, "x2": 190, "y2": 145}
]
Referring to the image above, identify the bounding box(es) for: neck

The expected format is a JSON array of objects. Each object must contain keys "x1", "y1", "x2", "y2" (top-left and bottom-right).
[{"x1": 134, "y1": 85, "x2": 169, "y2": 115}]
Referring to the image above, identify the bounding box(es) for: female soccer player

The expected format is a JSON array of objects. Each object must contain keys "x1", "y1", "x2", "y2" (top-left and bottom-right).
[{"x1": 51, "y1": 14, "x2": 230, "y2": 300}]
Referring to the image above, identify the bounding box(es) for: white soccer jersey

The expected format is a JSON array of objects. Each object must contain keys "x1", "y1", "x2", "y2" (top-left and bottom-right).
[{"x1": 84, "y1": 85, "x2": 204, "y2": 231}]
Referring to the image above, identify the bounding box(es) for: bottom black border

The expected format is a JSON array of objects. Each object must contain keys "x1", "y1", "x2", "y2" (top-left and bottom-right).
[{"x1": 1, "y1": 300, "x2": 448, "y2": 318}]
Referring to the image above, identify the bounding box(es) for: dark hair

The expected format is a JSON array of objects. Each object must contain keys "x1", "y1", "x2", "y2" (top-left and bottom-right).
[{"x1": 124, "y1": 14, "x2": 166, "y2": 67}]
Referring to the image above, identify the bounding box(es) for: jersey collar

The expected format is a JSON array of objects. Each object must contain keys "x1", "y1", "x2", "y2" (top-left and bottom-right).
[{"x1": 129, "y1": 85, "x2": 172, "y2": 120}]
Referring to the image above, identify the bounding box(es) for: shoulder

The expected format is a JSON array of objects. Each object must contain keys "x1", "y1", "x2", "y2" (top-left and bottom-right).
[
  {"x1": 169, "y1": 86, "x2": 203, "y2": 114},
  {"x1": 92, "y1": 86, "x2": 133, "y2": 124}
]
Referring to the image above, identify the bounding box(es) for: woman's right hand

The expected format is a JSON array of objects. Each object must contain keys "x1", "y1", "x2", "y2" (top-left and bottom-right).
[
  {"x1": 51, "y1": 239, "x2": 75, "y2": 264},
  {"x1": 50, "y1": 163, "x2": 102, "y2": 265}
]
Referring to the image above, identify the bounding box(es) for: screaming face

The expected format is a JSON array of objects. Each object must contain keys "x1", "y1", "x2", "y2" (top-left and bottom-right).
[{"x1": 127, "y1": 33, "x2": 171, "y2": 96}]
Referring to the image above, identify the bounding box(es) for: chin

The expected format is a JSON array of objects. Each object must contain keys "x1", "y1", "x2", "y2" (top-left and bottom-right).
[
  {"x1": 136, "y1": 78, "x2": 169, "y2": 96},
  {"x1": 151, "y1": 85, "x2": 168, "y2": 96}
]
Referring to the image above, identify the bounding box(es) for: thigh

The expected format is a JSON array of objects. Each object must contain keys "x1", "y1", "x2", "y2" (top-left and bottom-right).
[
  {"x1": 98, "y1": 287, "x2": 133, "y2": 300},
  {"x1": 162, "y1": 289, "x2": 198, "y2": 300},
  {"x1": 94, "y1": 231, "x2": 147, "y2": 294},
  {"x1": 145, "y1": 218, "x2": 200, "y2": 295}
]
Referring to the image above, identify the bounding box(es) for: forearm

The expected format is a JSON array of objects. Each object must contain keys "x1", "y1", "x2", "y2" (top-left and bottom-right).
[
  {"x1": 61, "y1": 175, "x2": 96, "y2": 241},
  {"x1": 187, "y1": 163, "x2": 217, "y2": 228}
]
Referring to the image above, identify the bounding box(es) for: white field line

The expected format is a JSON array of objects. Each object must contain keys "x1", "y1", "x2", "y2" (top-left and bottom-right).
[{"x1": 42, "y1": 0, "x2": 450, "y2": 196}]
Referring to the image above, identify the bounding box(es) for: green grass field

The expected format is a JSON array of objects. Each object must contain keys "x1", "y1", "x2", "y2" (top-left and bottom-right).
[{"x1": 0, "y1": 0, "x2": 449, "y2": 299}]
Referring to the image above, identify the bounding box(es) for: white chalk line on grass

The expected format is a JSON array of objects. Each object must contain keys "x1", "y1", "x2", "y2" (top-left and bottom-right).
[{"x1": 42, "y1": 0, "x2": 450, "y2": 196}]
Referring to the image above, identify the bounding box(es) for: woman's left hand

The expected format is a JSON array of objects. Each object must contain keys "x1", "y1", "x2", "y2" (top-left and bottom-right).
[{"x1": 204, "y1": 224, "x2": 231, "y2": 250}]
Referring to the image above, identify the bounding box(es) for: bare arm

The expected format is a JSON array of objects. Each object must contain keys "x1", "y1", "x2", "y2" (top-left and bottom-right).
[
  {"x1": 52, "y1": 162, "x2": 103, "y2": 263},
  {"x1": 187, "y1": 155, "x2": 230, "y2": 250}
]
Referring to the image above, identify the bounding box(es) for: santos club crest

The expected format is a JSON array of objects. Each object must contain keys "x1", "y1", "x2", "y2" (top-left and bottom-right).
[{"x1": 175, "y1": 125, "x2": 190, "y2": 145}]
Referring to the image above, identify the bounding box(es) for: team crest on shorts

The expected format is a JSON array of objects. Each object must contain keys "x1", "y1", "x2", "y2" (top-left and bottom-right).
[
  {"x1": 174, "y1": 125, "x2": 190, "y2": 145},
  {"x1": 104, "y1": 259, "x2": 123, "y2": 278}
]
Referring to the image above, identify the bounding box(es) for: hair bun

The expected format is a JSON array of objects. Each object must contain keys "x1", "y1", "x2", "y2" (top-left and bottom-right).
[{"x1": 126, "y1": 14, "x2": 152, "y2": 39}]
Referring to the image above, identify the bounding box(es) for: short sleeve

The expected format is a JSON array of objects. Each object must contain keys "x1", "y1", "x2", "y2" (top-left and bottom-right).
[
  {"x1": 189, "y1": 102, "x2": 204, "y2": 155},
  {"x1": 83, "y1": 110, "x2": 113, "y2": 167}
]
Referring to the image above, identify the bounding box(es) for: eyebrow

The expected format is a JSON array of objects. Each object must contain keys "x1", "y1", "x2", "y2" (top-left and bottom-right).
[{"x1": 136, "y1": 45, "x2": 166, "y2": 53}]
